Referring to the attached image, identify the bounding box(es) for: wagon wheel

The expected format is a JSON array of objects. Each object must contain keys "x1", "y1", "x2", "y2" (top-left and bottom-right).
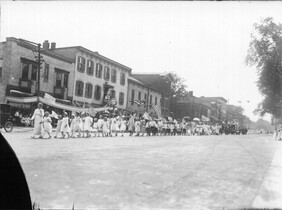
[{"x1": 4, "y1": 121, "x2": 13, "y2": 133}]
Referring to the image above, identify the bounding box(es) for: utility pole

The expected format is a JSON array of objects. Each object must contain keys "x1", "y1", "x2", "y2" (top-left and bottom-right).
[
  {"x1": 146, "y1": 85, "x2": 150, "y2": 112},
  {"x1": 19, "y1": 39, "x2": 43, "y2": 99}
]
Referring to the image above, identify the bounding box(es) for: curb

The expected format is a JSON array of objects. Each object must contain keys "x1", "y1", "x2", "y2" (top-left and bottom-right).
[{"x1": 252, "y1": 142, "x2": 282, "y2": 208}]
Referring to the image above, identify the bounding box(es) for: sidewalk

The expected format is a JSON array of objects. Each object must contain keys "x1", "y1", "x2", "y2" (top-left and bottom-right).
[{"x1": 252, "y1": 142, "x2": 282, "y2": 208}]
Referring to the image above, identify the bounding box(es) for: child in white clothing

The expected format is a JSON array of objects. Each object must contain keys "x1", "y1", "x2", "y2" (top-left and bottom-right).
[{"x1": 42, "y1": 111, "x2": 52, "y2": 139}]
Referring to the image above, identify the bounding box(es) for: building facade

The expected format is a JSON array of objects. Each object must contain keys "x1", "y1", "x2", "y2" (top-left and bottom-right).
[
  {"x1": 0, "y1": 37, "x2": 74, "y2": 112},
  {"x1": 173, "y1": 94, "x2": 212, "y2": 121},
  {"x1": 51, "y1": 46, "x2": 131, "y2": 110},
  {"x1": 200, "y1": 97, "x2": 228, "y2": 122},
  {"x1": 127, "y1": 76, "x2": 162, "y2": 117}
]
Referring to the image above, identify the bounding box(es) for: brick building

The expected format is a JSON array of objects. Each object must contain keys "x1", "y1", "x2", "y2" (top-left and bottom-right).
[
  {"x1": 0, "y1": 37, "x2": 75, "y2": 113},
  {"x1": 127, "y1": 76, "x2": 162, "y2": 117},
  {"x1": 50, "y1": 45, "x2": 131, "y2": 110},
  {"x1": 173, "y1": 93, "x2": 212, "y2": 121}
]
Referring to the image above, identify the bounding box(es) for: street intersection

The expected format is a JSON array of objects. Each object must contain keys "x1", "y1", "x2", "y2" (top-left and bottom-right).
[{"x1": 2, "y1": 129, "x2": 282, "y2": 209}]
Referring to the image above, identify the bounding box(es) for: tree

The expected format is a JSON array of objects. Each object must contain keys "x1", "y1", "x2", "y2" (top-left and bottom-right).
[
  {"x1": 169, "y1": 72, "x2": 189, "y2": 99},
  {"x1": 169, "y1": 72, "x2": 189, "y2": 113},
  {"x1": 246, "y1": 17, "x2": 282, "y2": 118}
]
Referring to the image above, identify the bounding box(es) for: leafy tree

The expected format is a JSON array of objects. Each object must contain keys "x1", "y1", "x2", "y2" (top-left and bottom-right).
[
  {"x1": 246, "y1": 17, "x2": 282, "y2": 118},
  {"x1": 169, "y1": 72, "x2": 189, "y2": 99}
]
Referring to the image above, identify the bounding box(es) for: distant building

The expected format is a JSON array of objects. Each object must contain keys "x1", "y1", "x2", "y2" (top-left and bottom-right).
[
  {"x1": 0, "y1": 37, "x2": 74, "y2": 112},
  {"x1": 51, "y1": 45, "x2": 131, "y2": 110},
  {"x1": 200, "y1": 97, "x2": 228, "y2": 122},
  {"x1": 173, "y1": 92, "x2": 212, "y2": 121},
  {"x1": 127, "y1": 76, "x2": 162, "y2": 117},
  {"x1": 131, "y1": 73, "x2": 173, "y2": 117}
]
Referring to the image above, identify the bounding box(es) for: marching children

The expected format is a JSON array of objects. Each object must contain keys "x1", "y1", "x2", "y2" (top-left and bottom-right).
[
  {"x1": 54, "y1": 115, "x2": 62, "y2": 138},
  {"x1": 42, "y1": 111, "x2": 52, "y2": 139},
  {"x1": 61, "y1": 112, "x2": 71, "y2": 138}
]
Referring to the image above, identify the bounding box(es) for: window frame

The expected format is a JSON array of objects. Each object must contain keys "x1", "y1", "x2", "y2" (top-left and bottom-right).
[
  {"x1": 95, "y1": 63, "x2": 103, "y2": 78},
  {"x1": 94, "y1": 85, "x2": 102, "y2": 100},
  {"x1": 75, "y1": 80, "x2": 84, "y2": 97},
  {"x1": 120, "y1": 72, "x2": 125, "y2": 86},
  {"x1": 43, "y1": 63, "x2": 49, "y2": 82},
  {"x1": 86, "y1": 60, "x2": 94, "y2": 76},
  {"x1": 85, "y1": 83, "x2": 93, "y2": 98},
  {"x1": 77, "y1": 56, "x2": 86, "y2": 73},
  {"x1": 111, "y1": 69, "x2": 117, "y2": 83},
  {"x1": 104, "y1": 66, "x2": 110, "y2": 81},
  {"x1": 119, "y1": 92, "x2": 124, "y2": 105}
]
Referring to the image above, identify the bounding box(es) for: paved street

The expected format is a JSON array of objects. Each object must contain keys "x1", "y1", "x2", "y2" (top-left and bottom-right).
[{"x1": 1, "y1": 129, "x2": 281, "y2": 209}]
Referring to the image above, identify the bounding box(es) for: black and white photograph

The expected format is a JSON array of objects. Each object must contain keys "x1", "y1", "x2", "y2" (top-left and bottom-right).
[{"x1": 1, "y1": 1, "x2": 282, "y2": 209}]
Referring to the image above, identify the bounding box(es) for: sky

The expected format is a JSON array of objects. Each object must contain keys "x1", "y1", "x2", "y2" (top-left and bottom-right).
[{"x1": 1, "y1": 1, "x2": 282, "y2": 121}]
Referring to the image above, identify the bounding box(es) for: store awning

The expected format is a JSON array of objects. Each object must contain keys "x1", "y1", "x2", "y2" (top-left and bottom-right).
[
  {"x1": 5, "y1": 95, "x2": 111, "y2": 115},
  {"x1": 5, "y1": 96, "x2": 38, "y2": 103},
  {"x1": 9, "y1": 90, "x2": 35, "y2": 97}
]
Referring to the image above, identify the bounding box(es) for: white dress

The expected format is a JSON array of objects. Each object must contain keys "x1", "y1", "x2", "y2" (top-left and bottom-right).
[
  {"x1": 60, "y1": 117, "x2": 71, "y2": 133},
  {"x1": 43, "y1": 116, "x2": 52, "y2": 133},
  {"x1": 84, "y1": 116, "x2": 93, "y2": 131},
  {"x1": 31, "y1": 108, "x2": 44, "y2": 135}
]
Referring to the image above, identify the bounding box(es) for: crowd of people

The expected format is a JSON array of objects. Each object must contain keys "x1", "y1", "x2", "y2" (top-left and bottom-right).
[{"x1": 30, "y1": 103, "x2": 244, "y2": 139}]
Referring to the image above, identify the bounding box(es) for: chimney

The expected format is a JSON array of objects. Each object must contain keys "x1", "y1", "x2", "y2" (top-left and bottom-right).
[
  {"x1": 50, "y1": 42, "x2": 56, "y2": 50},
  {"x1": 42, "y1": 40, "x2": 50, "y2": 50}
]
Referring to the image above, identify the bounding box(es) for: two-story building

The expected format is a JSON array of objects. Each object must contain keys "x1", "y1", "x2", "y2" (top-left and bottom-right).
[
  {"x1": 50, "y1": 45, "x2": 131, "y2": 110},
  {"x1": 0, "y1": 37, "x2": 75, "y2": 113},
  {"x1": 127, "y1": 76, "x2": 162, "y2": 118},
  {"x1": 200, "y1": 96, "x2": 228, "y2": 122}
]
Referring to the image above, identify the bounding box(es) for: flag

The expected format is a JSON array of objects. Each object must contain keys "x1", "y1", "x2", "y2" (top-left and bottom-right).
[
  {"x1": 152, "y1": 104, "x2": 162, "y2": 119},
  {"x1": 50, "y1": 110, "x2": 58, "y2": 119},
  {"x1": 133, "y1": 100, "x2": 142, "y2": 106},
  {"x1": 142, "y1": 112, "x2": 152, "y2": 121}
]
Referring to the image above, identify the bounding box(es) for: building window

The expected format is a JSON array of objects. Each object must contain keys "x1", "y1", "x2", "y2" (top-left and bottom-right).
[
  {"x1": 155, "y1": 97, "x2": 158, "y2": 105},
  {"x1": 21, "y1": 58, "x2": 37, "y2": 81},
  {"x1": 87, "y1": 60, "x2": 94, "y2": 75},
  {"x1": 75, "y1": 81, "x2": 84, "y2": 96},
  {"x1": 0, "y1": 67, "x2": 2, "y2": 81},
  {"x1": 77, "y1": 56, "x2": 86, "y2": 73},
  {"x1": 104, "y1": 66, "x2": 110, "y2": 81},
  {"x1": 131, "y1": 90, "x2": 135, "y2": 105},
  {"x1": 85, "y1": 83, "x2": 93, "y2": 98},
  {"x1": 138, "y1": 91, "x2": 141, "y2": 101},
  {"x1": 120, "y1": 72, "x2": 125, "y2": 86},
  {"x1": 43, "y1": 63, "x2": 49, "y2": 82},
  {"x1": 150, "y1": 95, "x2": 152, "y2": 105},
  {"x1": 94, "y1": 85, "x2": 101, "y2": 100},
  {"x1": 144, "y1": 93, "x2": 147, "y2": 100},
  {"x1": 63, "y1": 74, "x2": 68, "y2": 88},
  {"x1": 56, "y1": 72, "x2": 62, "y2": 87},
  {"x1": 96, "y1": 63, "x2": 103, "y2": 78},
  {"x1": 31, "y1": 64, "x2": 37, "y2": 81},
  {"x1": 119, "y1": 92, "x2": 124, "y2": 105},
  {"x1": 111, "y1": 69, "x2": 117, "y2": 83},
  {"x1": 21, "y1": 63, "x2": 29, "y2": 80}
]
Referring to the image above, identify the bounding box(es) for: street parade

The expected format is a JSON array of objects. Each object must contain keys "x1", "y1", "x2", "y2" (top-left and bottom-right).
[{"x1": 13, "y1": 102, "x2": 247, "y2": 139}]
